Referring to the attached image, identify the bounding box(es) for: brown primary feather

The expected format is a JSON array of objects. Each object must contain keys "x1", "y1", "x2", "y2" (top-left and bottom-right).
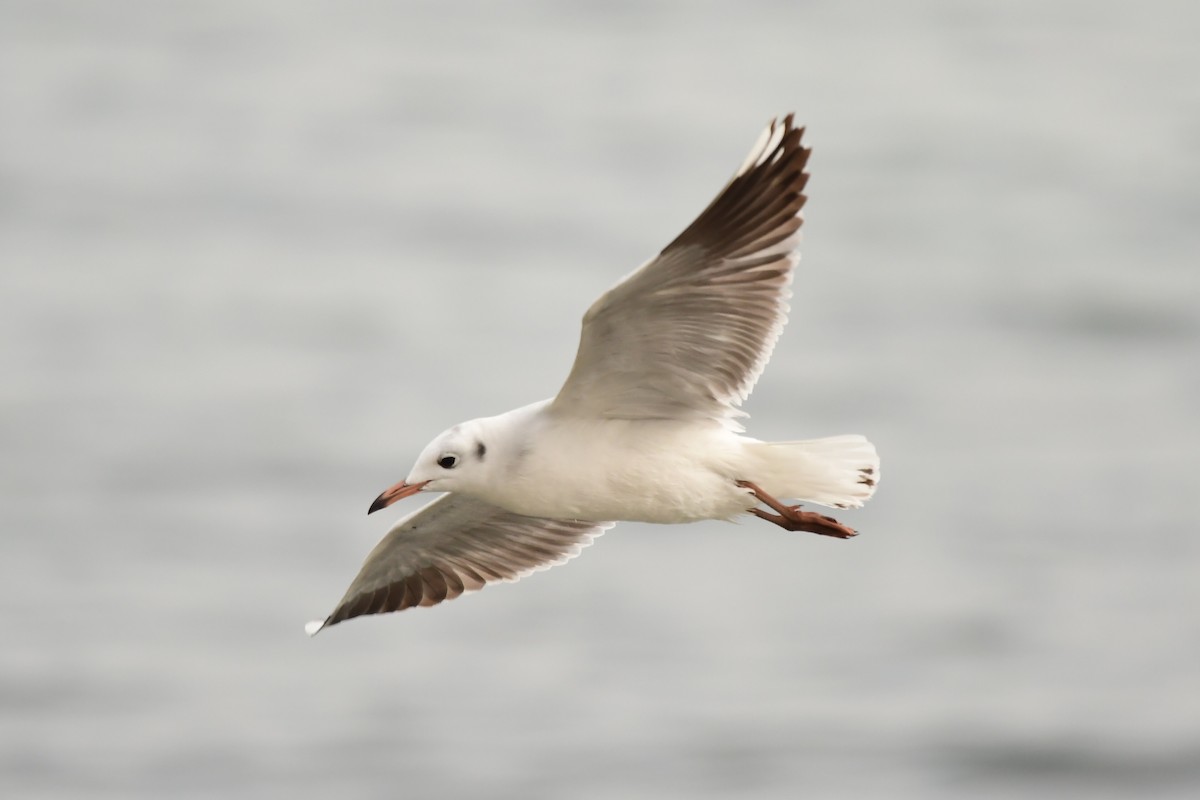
[
  {"x1": 313, "y1": 494, "x2": 613, "y2": 631},
  {"x1": 551, "y1": 115, "x2": 811, "y2": 422}
]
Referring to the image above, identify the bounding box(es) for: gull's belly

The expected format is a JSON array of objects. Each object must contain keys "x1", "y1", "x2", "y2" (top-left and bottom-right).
[{"x1": 495, "y1": 419, "x2": 756, "y2": 523}]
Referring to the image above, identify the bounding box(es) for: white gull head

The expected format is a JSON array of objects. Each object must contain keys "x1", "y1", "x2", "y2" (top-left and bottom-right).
[{"x1": 368, "y1": 416, "x2": 500, "y2": 513}]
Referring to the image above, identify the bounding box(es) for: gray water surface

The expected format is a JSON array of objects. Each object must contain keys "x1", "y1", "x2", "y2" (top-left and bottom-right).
[{"x1": 3, "y1": 2, "x2": 1199, "y2": 798}]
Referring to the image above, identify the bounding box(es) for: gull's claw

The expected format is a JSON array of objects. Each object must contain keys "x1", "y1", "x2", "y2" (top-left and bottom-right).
[{"x1": 737, "y1": 480, "x2": 858, "y2": 539}]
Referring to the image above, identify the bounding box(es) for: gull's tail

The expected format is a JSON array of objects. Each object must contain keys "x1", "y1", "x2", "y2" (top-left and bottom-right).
[{"x1": 748, "y1": 435, "x2": 879, "y2": 509}]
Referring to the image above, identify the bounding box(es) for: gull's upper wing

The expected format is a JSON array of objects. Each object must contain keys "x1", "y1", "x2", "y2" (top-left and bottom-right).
[
  {"x1": 551, "y1": 115, "x2": 810, "y2": 425},
  {"x1": 305, "y1": 494, "x2": 613, "y2": 633}
]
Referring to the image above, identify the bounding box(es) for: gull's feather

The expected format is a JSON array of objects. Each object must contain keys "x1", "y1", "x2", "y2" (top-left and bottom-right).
[
  {"x1": 551, "y1": 115, "x2": 810, "y2": 427},
  {"x1": 306, "y1": 494, "x2": 613, "y2": 633}
]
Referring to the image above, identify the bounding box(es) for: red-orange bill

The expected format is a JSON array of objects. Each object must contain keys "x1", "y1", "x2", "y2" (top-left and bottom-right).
[{"x1": 367, "y1": 479, "x2": 430, "y2": 514}]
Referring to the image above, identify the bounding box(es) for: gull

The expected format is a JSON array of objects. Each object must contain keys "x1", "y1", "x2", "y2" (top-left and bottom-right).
[{"x1": 305, "y1": 114, "x2": 879, "y2": 635}]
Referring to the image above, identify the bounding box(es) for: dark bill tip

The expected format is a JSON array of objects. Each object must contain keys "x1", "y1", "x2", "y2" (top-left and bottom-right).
[{"x1": 368, "y1": 492, "x2": 390, "y2": 515}]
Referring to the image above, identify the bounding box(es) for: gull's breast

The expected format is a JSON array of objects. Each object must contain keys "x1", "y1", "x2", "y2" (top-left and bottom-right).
[{"x1": 493, "y1": 417, "x2": 755, "y2": 523}]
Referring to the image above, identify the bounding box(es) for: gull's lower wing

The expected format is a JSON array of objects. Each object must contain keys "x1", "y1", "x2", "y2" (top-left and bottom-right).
[
  {"x1": 551, "y1": 114, "x2": 811, "y2": 425},
  {"x1": 306, "y1": 494, "x2": 614, "y2": 634}
]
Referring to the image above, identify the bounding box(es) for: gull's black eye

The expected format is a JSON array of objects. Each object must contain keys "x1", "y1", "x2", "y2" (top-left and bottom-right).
[{"x1": 437, "y1": 454, "x2": 459, "y2": 470}]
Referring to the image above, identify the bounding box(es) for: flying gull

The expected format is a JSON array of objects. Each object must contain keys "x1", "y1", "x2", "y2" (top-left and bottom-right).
[{"x1": 306, "y1": 114, "x2": 880, "y2": 634}]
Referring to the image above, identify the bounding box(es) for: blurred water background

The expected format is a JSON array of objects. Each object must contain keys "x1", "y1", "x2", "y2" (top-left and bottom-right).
[{"x1": 3, "y1": 1, "x2": 1198, "y2": 797}]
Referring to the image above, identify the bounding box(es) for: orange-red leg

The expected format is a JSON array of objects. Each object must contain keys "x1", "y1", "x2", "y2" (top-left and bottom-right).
[{"x1": 737, "y1": 480, "x2": 858, "y2": 539}]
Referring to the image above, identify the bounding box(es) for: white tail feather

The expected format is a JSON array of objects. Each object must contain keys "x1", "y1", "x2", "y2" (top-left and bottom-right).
[{"x1": 749, "y1": 435, "x2": 879, "y2": 509}]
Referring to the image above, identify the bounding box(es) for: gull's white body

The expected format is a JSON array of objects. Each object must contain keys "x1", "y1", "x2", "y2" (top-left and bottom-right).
[
  {"x1": 451, "y1": 400, "x2": 875, "y2": 524},
  {"x1": 458, "y1": 400, "x2": 751, "y2": 522},
  {"x1": 306, "y1": 115, "x2": 881, "y2": 634}
]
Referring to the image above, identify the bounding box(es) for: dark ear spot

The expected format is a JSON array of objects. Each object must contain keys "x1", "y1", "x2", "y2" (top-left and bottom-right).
[{"x1": 475, "y1": 440, "x2": 486, "y2": 460}]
